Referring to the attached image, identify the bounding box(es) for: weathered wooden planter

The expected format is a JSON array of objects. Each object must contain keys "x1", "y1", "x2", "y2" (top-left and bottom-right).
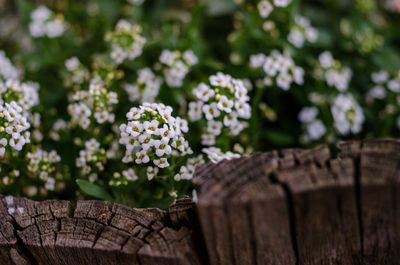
[{"x1": 1, "y1": 139, "x2": 399, "y2": 264}]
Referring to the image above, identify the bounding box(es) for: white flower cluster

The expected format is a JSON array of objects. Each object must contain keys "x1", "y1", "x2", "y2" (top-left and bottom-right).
[
  {"x1": 0, "y1": 51, "x2": 19, "y2": 80},
  {"x1": 257, "y1": 0, "x2": 292, "y2": 19},
  {"x1": 106, "y1": 20, "x2": 146, "y2": 65},
  {"x1": 202, "y1": 147, "x2": 241, "y2": 163},
  {"x1": 26, "y1": 149, "x2": 61, "y2": 191},
  {"x1": 249, "y1": 50, "x2": 304, "y2": 90},
  {"x1": 64, "y1": 57, "x2": 90, "y2": 89},
  {"x1": 174, "y1": 155, "x2": 205, "y2": 181},
  {"x1": 159, "y1": 50, "x2": 198, "y2": 88},
  {"x1": 0, "y1": 79, "x2": 40, "y2": 111},
  {"x1": 0, "y1": 102, "x2": 31, "y2": 157},
  {"x1": 76, "y1": 138, "x2": 107, "y2": 181},
  {"x1": 367, "y1": 70, "x2": 400, "y2": 101},
  {"x1": 298, "y1": 107, "x2": 326, "y2": 141},
  {"x1": 68, "y1": 78, "x2": 118, "y2": 129},
  {"x1": 29, "y1": 6, "x2": 66, "y2": 38},
  {"x1": 188, "y1": 72, "x2": 251, "y2": 146},
  {"x1": 331, "y1": 94, "x2": 365, "y2": 135},
  {"x1": 119, "y1": 103, "x2": 192, "y2": 180},
  {"x1": 124, "y1": 68, "x2": 161, "y2": 103},
  {"x1": 109, "y1": 168, "x2": 138, "y2": 187},
  {"x1": 317, "y1": 51, "x2": 352, "y2": 91},
  {"x1": 288, "y1": 15, "x2": 318, "y2": 48}
]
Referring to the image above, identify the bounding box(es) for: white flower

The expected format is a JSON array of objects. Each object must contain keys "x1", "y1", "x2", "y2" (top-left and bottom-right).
[
  {"x1": 306, "y1": 120, "x2": 326, "y2": 140},
  {"x1": 249, "y1": 54, "x2": 266, "y2": 68},
  {"x1": 273, "y1": 0, "x2": 291, "y2": 7},
  {"x1": 122, "y1": 168, "x2": 138, "y2": 181},
  {"x1": 143, "y1": 120, "x2": 159, "y2": 135},
  {"x1": 388, "y1": 79, "x2": 400, "y2": 92},
  {"x1": 288, "y1": 29, "x2": 305, "y2": 48},
  {"x1": 159, "y1": 49, "x2": 197, "y2": 88},
  {"x1": 288, "y1": 15, "x2": 318, "y2": 48},
  {"x1": 126, "y1": 107, "x2": 143, "y2": 120},
  {"x1": 29, "y1": 6, "x2": 66, "y2": 38},
  {"x1": 251, "y1": 50, "x2": 303, "y2": 90},
  {"x1": 146, "y1": 166, "x2": 159, "y2": 180},
  {"x1": 258, "y1": 0, "x2": 273, "y2": 18},
  {"x1": 76, "y1": 139, "x2": 106, "y2": 177},
  {"x1": 202, "y1": 147, "x2": 241, "y2": 163},
  {"x1": 194, "y1": 83, "x2": 215, "y2": 102},
  {"x1": 217, "y1": 95, "x2": 234, "y2": 113},
  {"x1": 207, "y1": 120, "x2": 222, "y2": 136},
  {"x1": 331, "y1": 94, "x2": 365, "y2": 135},
  {"x1": 202, "y1": 103, "x2": 221, "y2": 120},
  {"x1": 136, "y1": 150, "x2": 150, "y2": 164},
  {"x1": 298, "y1": 107, "x2": 318, "y2": 123},
  {"x1": 188, "y1": 101, "x2": 203, "y2": 121},
  {"x1": 65, "y1": 57, "x2": 80, "y2": 71},
  {"x1": 158, "y1": 124, "x2": 175, "y2": 141},
  {"x1": 153, "y1": 157, "x2": 169, "y2": 168},
  {"x1": 0, "y1": 51, "x2": 19, "y2": 80},
  {"x1": 107, "y1": 20, "x2": 146, "y2": 64},
  {"x1": 371, "y1": 70, "x2": 389, "y2": 84},
  {"x1": 126, "y1": 121, "x2": 143, "y2": 137},
  {"x1": 201, "y1": 134, "x2": 216, "y2": 146},
  {"x1": 154, "y1": 140, "x2": 172, "y2": 157},
  {"x1": 367, "y1": 85, "x2": 386, "y2": 100},
  {"x1": 68, "y1": 78, "x2": 117, "y2": 128},
  {"x1": 210, "y1": 72, "x2": 231, "y2": 88},
  {"x1": 276, "y1": 72, "x2": 292, "y2": 90},
  {"x1": 0, "y1": 138, "x2": 7, "y2": 157},
  {"x1": 319, "y1": 51, "x2": 334, "y2": 69},
  {"x1": 124, "y1": 68, "x2": 161, "y2": 103}
]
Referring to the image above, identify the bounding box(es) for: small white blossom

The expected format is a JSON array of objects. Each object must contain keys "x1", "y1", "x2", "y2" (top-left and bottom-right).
[
  {"x1": 29, "y1": 6, "x2": 66, "y2": 38},
  {"x1": 159, "y1": 49, "x2": 198, "y2": 88},
  {"x1": 273, "y1": 0, "x2": 291, "y2": 7},
  {"x1": 0, "y1": 51, "x2": 19, "y2": 80},
  {"x1": 76, "y1": 139, "x2": 107, "y2": 178},
  {"x1": 202, "y1": 147, "x2": 241, "y2": 163},
  {"x1": 26, "y1": 149, "x2": 61, "y2": 189},
  {"x1": 331, "y1": 94, "x2": 365, "y2": 135},
  {"x1": 124, "y1": 68, "x2": 161, "y2": 103},
  {"x1": 288, "y1": 15, "x2": 318, "y2": 48},
  {"x1": 68, "y1": 78, "x2": 118, "y2": 129},
  {"x1": 317, "y1": 51, "x2": 352, "y2": 92},
  {"x1": 174, "y1": 155, "x2": 205, "y2": 181},
  {"x1": 258, "y1": 1, "x2": 273, "y2": 18},
  {"x1": 249, "y1": 50, "x2": 304, "y2": 90},
  {"x1": 106, "y1": 20, "x2": 146, "y2": 64}
]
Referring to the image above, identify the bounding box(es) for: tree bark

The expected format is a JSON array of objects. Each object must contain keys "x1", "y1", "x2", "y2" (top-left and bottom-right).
[{"x1": 2, "y1": 139, "x2": 400, "y2": 264}]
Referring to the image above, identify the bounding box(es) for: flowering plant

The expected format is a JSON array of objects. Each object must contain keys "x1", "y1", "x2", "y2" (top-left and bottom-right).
[{"x1": 0, "y1": 0, "x2": 400, "y2": 208}]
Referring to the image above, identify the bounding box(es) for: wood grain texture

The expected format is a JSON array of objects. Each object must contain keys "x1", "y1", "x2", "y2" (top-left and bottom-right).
[
  {"x1": 2, "y1": 139, "x2": 400, "y2": 265},
  {"x1": 0, "y1": 197, "x2": 201, "y2": 265},
  {"x1": 194, "y1": 139, "x2": 400, "y2": 265}
]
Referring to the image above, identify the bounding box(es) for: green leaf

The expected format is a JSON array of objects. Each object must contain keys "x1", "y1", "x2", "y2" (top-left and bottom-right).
[
  {"x1": 76, "y1": 179, "x2": 113, "y2": 201},
  {"x1": 264, "y1": 130, "x2": 296, "y2": 146}
]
